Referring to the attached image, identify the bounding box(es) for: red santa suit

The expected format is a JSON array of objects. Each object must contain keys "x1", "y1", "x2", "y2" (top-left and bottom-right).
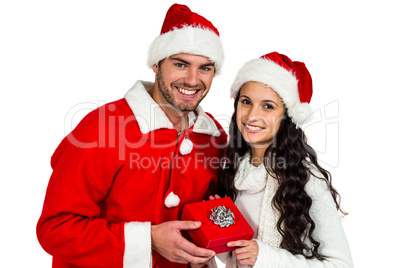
[{"x1": 37, "y1": 80, "x2": 228, "y2": 268}]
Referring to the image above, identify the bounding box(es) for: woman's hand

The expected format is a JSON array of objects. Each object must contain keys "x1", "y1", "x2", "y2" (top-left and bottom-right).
[
  {"x1": 228, "y1": 240, "x2": 259, "y2": 266},
  {"x1": 208, "y1": 194, "x2": 221, "y2": 200}
]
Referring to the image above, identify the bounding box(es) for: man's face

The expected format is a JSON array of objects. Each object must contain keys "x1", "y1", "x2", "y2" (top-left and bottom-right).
[{"x1": 153, "y1": 53, "x2": 215, "y2": 112}]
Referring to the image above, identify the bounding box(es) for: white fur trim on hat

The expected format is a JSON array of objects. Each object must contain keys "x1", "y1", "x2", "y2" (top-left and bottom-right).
[
  {"x1": 147, "y1": 26, "x2": 224, "y2": 74},
  {"x1": 288, "y1": 102, "x2": 314, "y2": 125},
  {"x1": 164, "y1": 191, "x2": 180, "y2": 208},
  {"x1": 230, "y1": 58, "x2": 313, "y2": 124}
]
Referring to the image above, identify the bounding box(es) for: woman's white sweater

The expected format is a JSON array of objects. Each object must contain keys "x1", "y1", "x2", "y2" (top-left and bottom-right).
[{"x1": 218, "y1": 154, "x2": 353, "y2": 268}]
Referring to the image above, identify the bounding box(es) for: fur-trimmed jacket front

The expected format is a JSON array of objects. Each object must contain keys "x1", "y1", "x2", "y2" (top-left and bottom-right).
[{"x1": 37, "y1": 81, "x2": 227, "y2": 268}]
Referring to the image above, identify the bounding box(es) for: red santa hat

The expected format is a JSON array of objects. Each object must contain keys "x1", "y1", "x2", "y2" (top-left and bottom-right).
[
  {"x1": 147, "y1": 4, "x2": 224, "y2": 74},
  {"x1": 231, "y1": 52, "x2": 314, "y2": 124}
]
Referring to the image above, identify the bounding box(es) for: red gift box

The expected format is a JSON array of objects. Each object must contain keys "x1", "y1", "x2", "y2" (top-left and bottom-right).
[{"x1": 181, "y1": 197, "x2": 254, "y2": 254}]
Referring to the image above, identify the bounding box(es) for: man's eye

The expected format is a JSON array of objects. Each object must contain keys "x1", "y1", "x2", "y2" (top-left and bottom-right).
[
  {"x1": 175, "y1": 63, "x2": 186, "y2": 68},
  {"x1": 200, "y1": 66, "x2": 211, "y2": 72}
]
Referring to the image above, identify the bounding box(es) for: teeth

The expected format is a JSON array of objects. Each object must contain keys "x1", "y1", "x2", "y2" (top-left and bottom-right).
[
  {"x1": 178, "y1": 87, "x2": 197, "y2": 95},
  {"x1": 245, "y1": 124, "x2": 263, "y2": 131}
]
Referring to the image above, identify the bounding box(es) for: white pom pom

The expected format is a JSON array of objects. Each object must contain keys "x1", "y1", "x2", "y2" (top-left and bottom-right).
[
  {"x1": 164, "y1": 191, "x2": 180, "y2": 208},
  {"x1": 179, "y1": 138, "x2": 193, "y2": 155},
  {"x1": 289, "y1": 102, "x2": 314, "y2": 125}
]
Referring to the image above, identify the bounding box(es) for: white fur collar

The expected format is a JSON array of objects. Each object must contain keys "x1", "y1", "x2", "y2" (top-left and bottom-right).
[{"x1": 124, "y1": 80, "x2": 221, "y2": 136}]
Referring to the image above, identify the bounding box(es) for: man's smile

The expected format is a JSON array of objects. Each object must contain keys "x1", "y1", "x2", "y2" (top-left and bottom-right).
[{"x1": 177, "y1": 86, "x2": 198, "y2": 95}]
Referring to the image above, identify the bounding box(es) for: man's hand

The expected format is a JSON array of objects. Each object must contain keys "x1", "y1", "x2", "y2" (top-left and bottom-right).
[
  {"x1": 228, "y1": 240, "x2": 259, "y2": 266},
  {"x1": 151, "y1": 221, "x2": 215, "y2": 265},
  {"x1": 189, "y1": 263, "x2": 208, "y2": 268}
]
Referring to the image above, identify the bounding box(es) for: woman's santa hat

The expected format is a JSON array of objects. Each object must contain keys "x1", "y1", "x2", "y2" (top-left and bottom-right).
[
  {"x1": 231, "y1": 52, "x2": 314, "y2": 124},
  {"x1": 147, "y1": 3, "x2": 224, "y2": 74}
]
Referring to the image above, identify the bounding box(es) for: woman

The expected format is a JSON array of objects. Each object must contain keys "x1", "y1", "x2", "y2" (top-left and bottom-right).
[{"x1": 215, "y1": 52, "x2": 353, "y2": 267}]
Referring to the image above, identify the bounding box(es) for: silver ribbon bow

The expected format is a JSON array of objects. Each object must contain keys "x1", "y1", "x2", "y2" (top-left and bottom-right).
[{"x1": 209, "y1": 205, "x2": 235, "y2": 228}]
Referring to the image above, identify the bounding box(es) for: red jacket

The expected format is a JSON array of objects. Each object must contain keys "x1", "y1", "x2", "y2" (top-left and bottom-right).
[{"x1": 37, "y1": 81, "x2": 228, "y2": 267}]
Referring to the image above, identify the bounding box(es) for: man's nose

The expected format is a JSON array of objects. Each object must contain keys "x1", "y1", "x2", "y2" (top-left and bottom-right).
[{"x1": 184, "y1": 68, "x2": 198, "y2": 86}]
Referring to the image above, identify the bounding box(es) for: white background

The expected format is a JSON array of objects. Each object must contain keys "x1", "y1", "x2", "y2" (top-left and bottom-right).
[{"x1": 1, "y1": 0, "x2": 401, "y2": 267}]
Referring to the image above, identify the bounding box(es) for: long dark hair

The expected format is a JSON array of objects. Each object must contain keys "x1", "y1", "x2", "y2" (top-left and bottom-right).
[{"x1": 217, "y1": 93, "x2": 346, "y2": 260}]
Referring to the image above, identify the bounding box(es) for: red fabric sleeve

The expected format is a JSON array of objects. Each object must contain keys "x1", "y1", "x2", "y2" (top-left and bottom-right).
[{"x1": 37, "y1": 110, "x2": 125, "y2": 267}]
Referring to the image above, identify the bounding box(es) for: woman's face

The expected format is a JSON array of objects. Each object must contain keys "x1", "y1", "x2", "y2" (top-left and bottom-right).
[{"x1": 236, "y1": 81, "x2": 285, "y2": 150}]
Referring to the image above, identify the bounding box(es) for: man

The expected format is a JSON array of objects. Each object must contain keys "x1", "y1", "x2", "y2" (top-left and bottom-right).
[{"x1": 37, "y1": 4, "x2": 227, "y2": 268}]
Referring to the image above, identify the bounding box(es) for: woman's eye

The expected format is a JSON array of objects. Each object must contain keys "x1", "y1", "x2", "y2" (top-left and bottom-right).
[
  {"x1": 241, "y1": 99, "x2": 251, "y2": 105},
  {"x1": 263, "y1": 103, "x2": 274, "y2": 109}
]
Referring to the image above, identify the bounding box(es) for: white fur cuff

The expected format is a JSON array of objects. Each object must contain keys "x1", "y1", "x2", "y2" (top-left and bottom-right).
[{"x1": 123, "y1": 222, "x2": 152, "y2": 268}]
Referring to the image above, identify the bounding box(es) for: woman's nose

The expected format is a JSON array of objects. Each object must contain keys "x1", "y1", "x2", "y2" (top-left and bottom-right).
[{"x1": 247, "y1": 105, "x2": 261, "y2": 120}]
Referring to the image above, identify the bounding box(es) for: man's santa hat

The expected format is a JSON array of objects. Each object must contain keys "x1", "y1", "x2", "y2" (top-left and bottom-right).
[
  {"x1": 231, "y1": 52, "x2": 314, "y2": 124},
  {"x1": 147, "y1": 3, "x2": 224, "y2": 74}
]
